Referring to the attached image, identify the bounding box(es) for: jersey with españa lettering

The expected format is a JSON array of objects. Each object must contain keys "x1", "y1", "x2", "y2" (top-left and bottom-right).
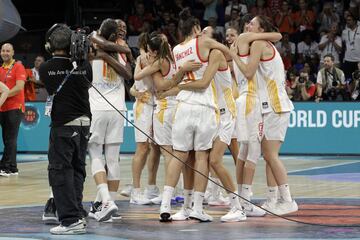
[
  {"x1": 173, "y1": 37, "x2": 218, "y2": 109},
  {"x1": 90, "y1": 53, "x2": 127, "y2": 111},
  {"x1": 257, "y1": 42, "x2": 294, "y2": 113},
  {"x1": 233, "y1": 54, "x2": 259, "y2": 116},
  {"x1": 214, "y1": 65, "x2": 236, "y2": 118},
  {"x1": 155, "y1": 58, "x2": 177, "y2": 110}
]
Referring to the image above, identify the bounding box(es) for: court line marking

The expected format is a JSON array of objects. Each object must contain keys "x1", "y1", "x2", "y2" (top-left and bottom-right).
[{"x1": 288, "y1": 161, "x2": 360, "y2": 174}]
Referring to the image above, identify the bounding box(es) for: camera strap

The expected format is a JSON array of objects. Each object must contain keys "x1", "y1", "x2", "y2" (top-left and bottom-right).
[{"x1": 45, "y1": 64, "x2": 77, "y2": 117}]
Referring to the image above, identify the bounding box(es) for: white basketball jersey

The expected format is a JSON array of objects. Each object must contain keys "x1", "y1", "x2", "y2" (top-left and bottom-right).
[
  {"x1": 173, "y1": 37, "x2": 218, "y2": 109},
  {"x1": 135, "y1": 58, "x2": 154, "y2": 105},
  {"x1": 214, "y1": 66, "x2": 236, "y2": 118},
  {"x1": 257, "y1": 42, "x2": 294, "y2": 113},
  {"x1": 233, "y1": 54, "x2": 259, "y2": 116},
  {"x1": 90, "y1": 53, "x2": 127, "y2": 111},
  {"x1": 156, "y1": 58, "x2": 178, "y2": 110}
]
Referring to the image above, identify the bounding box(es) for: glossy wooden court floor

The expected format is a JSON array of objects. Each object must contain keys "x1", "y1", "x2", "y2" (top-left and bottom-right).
[{"x1": 0, "y1": 154, "x2": 359, "y2": 239}]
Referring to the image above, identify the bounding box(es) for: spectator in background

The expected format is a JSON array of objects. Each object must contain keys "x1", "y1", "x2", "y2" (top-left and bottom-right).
[
  {"x1": 316, "y1": 54, "x2": 346, "y2": 102},
  {"x1": 341, "y1": 13, "x2": 360, "y2": 81},
  {"x1": 318, "y1": 2, "x2": 339, "y2": 35},
  {"x1": 203, "y1": 0, "x2": 218, "y2": 25},
  {"x1": 267, "y1": 0, "x2": 283, "y2": 15},
  {"x1": 275, "y1": 1, "x2": 294, "y2": 35},
  {"x1": 225, "y1": 8, "x2": 241, "y2": 31},
  {"x1": 293, "y1": 0, "x2": 316, "y2": 32},
  {"x1": 30, "y1": 56, "x2": 47, "y2": 101},
  {"x1": 318, "y1": 23, "x2": 342, "y2": 67},
  {"x1": 208, "y1": 16, "x2": 225, "y2": 37},
  {"x1": 250, "y1": 0, "x2": 272, "y2": 20},
  {"x1": 349, "y1": 62, "x2": 360, "y2": 101},
  {"x1": 275, "y1": 32, "x2": 295, "y2": 70},
  {"x1": 128, "y1": 2, "x2": 153, "y2": 34},
  {"x1": 332, "y1": 0, "x2": 344, "y2": 18},
  {"x1": 0, "y1": 43, "x2": 26, "y2": 176},
  {"x1": 297, "y1": 30, "x2": 319, "y2": 61},
  {"x1": 286, "y1": 68, "x2": 316, "y2": 101},
  {"x1": 162, "y1": 21, "x2": 179, "y2": 47},
  {"x1": 24, "y1": 67, "x2": 36, "y2": 102},
  {"x1": 224, "y1": 0, "x2": 248, "y2": 21}
]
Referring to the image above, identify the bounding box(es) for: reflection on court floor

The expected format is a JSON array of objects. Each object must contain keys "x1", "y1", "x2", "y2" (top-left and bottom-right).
[{"x1": 0, "y1": 154, "x2": 359, "y2": 239}]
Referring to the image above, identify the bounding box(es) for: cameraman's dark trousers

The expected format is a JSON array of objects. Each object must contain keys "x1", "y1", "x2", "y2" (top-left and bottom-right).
[{"x1": 48, "y1": 119, "x2": 90, "y2": 226}]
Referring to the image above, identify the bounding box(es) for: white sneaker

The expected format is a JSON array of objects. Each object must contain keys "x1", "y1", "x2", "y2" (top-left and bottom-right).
[
  {"x1": 261, "y1": 198, "x2": 277, "y2": 213},
  {"x1": 111, "y1": 211, "x2": 122, "y2": 220},
  {"x1": 159, "y1": 204, "x2": 172, "y2": 222},
  {"x1": 50, "y1": 219, "x2": 86, "y2": 235},
  {"x1": 0, "y1": 170, "x2": 10, "y2": 177},
  {"x1": 242, "y1": 201, "x2": 266, "y2": 217},
  {"x1": 150, "y1": 194, "x2": 162, "y2": 205},
  {"x1": 95, "y1": 201, "x2": 118, "y2": 222},
  {"x1": 189, "y1": 209, "x2": 213, "y2": 222},
  {"x1": 120, "y1": 184, "x2": 133, "y2": 197},
  {"x1": 88, "y1": 201, "x2": 102, "y2": 219},
  {"x1": 145, "y1": 185, "x2": 160, "y2": 200},
  {"x1": 272, "y1": 199, "x2": 298, "y2": 216},
  {"x1": 171, "y1": 207, "x2": 191, "y2": 221},
  {"x1": 208, "y1": 192, "x2": 230, "y2": 206},
  {"x1": 221, "y1": 207, "x2": 247, "y2": 222},
  {"x1": 130, "y1": 190, "x2": 152, "y2": 205}
]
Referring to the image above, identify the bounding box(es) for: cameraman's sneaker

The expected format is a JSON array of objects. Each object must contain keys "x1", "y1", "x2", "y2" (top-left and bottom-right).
[
  {"x1": 208, "y1": 192, "x2": 230, "y2": 206},
  {"x1": 221, "y1": 207, "x2": 246, "y2": 222},
  {"x1": 189, "y1": 209, "x2": 213, "y2": 222},
  {"x1": 159, "y1": 205, "x2": 172, "y2": 222},
  {"x1": 112, "y1": 211, "x2": 122, "y2": 220},
  {"x1": 171, "y1": 207, "x2": 191, "y2": 221},
  {"x1": 42, "y1": 198, "x2": 58, "y2": 223},
  {"x1": 50, "y1": 219, "x2": 86, "y2": 235},
  {"x1": 272, "y1": 199, "x2": 298, "y2": 216},
  {"x1": 130, "y1": 189, "x2": 152, "y2": 205},
  {"x1": 88, "y1": 201, "x2": 102, "y2": 219},
  {"x1": 120, "y1": 184, "x2": 133, "y2": 197},
  {"x1": 0, "y1": 169, "x2": 10, "y2": 177},
  {"x1": 95, "y1": 201, "x2": 118, "y2": 222},
  {"x1": 242, "y1": 201, "x2": 266, "y2": 217}
]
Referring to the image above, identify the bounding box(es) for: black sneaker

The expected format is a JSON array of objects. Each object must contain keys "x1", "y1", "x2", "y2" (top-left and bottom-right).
[
  {"x1": 10, "y1": 170, "x2": 19, "y2": 176},
  {"x1": 0, "y1": 169, "x2": 10, "y2": 177},
  {"x1": 88, "y1": 201, "x2": 102, "y2": 219},
  {"x1": 42, "y1": 198, "x2": 58, "y2": 223}
]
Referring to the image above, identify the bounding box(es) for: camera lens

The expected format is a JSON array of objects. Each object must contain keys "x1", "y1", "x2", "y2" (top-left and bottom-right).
[{"x1": 332, "y1": 81, "x2": 338, "y2": 87}]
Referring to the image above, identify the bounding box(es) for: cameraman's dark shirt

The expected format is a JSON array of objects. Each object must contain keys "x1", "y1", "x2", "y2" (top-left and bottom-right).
[{"x1": 39, "y1": 56, "x2": 92, "y2": 127}]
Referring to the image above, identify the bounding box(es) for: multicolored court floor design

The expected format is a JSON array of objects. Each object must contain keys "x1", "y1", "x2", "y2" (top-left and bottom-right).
[{"x1": 0, "y1": 154, "x2": 359, "y2": 239}]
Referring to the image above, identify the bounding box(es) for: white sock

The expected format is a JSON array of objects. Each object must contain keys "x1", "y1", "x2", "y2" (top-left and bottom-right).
[
  {"x1": 237, "y1": 184, "x2": 242, "y2": 195},
  {"x1": 49, "y1": 189, "x2": 54, "y2": 199},
  {"x1": 95, "y1": 190, "x2": 101, "y2": 202},
  {"x1": 267, "y1": 186, "x2": 278, "y2": 202},
  {"x1": 132, "y1": 188, "x2": 141, "y2": 195},
  {"x1": 279, "y1": 184, "x2": 292, "y2": 202},
  {"x1": 193, "y1": 191, "x2": 205, "y2": 212},
  {"x1": 210, "y1": 177, "x2": 220, "y2": 197},
  {"x1": 97, "y1": 183, "x2": 111, "y2": 203},
  {"x1": 161, "y1": 186, "x2": 175, "y2": 209},
  {"x1": 110, "y1": 191, "x2": 117, "y2": 201},
  {"x1": 241, "y1": 184, "x2": 252, "y2": 201},
  {"x1": 229, "y1": 192, "x2": 242, "y2": 209},
  {"x1": 147, "y1": 185, "x2": 157, "y2": 191},
  {"x1": 183, "y1": 189, "x2": 193, "y2": 208}
]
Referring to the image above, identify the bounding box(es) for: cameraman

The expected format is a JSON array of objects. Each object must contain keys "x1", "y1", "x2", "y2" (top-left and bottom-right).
[
  {"x1": 316, "y1": 54, "x2": 346, "y2": 102},
  {"x1": 39, "y1": 24, "x2": 92, "y2": 235},
  {"x1": 350, "y1": 62, "x2": 360, "y2": 101},
  {"x1": 286, "y1": 68, "x2": 316, "y2": 101}
]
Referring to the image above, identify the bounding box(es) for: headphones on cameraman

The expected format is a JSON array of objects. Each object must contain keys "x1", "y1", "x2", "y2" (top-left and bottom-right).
[{"x1": 45, "y1": 23, "x2": 69, "y2": 53}]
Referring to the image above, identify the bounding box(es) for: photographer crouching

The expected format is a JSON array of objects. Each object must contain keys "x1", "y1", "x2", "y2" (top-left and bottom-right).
[
  {"x1": 286, "y1": 68, "x2": 316, "y2": 101},
  {"x1": 315, "y1": 54, "x2": 347, "y2": 102},
  {"x1": 39, "y1": 24, "x2": 92, "y2": 235}
]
